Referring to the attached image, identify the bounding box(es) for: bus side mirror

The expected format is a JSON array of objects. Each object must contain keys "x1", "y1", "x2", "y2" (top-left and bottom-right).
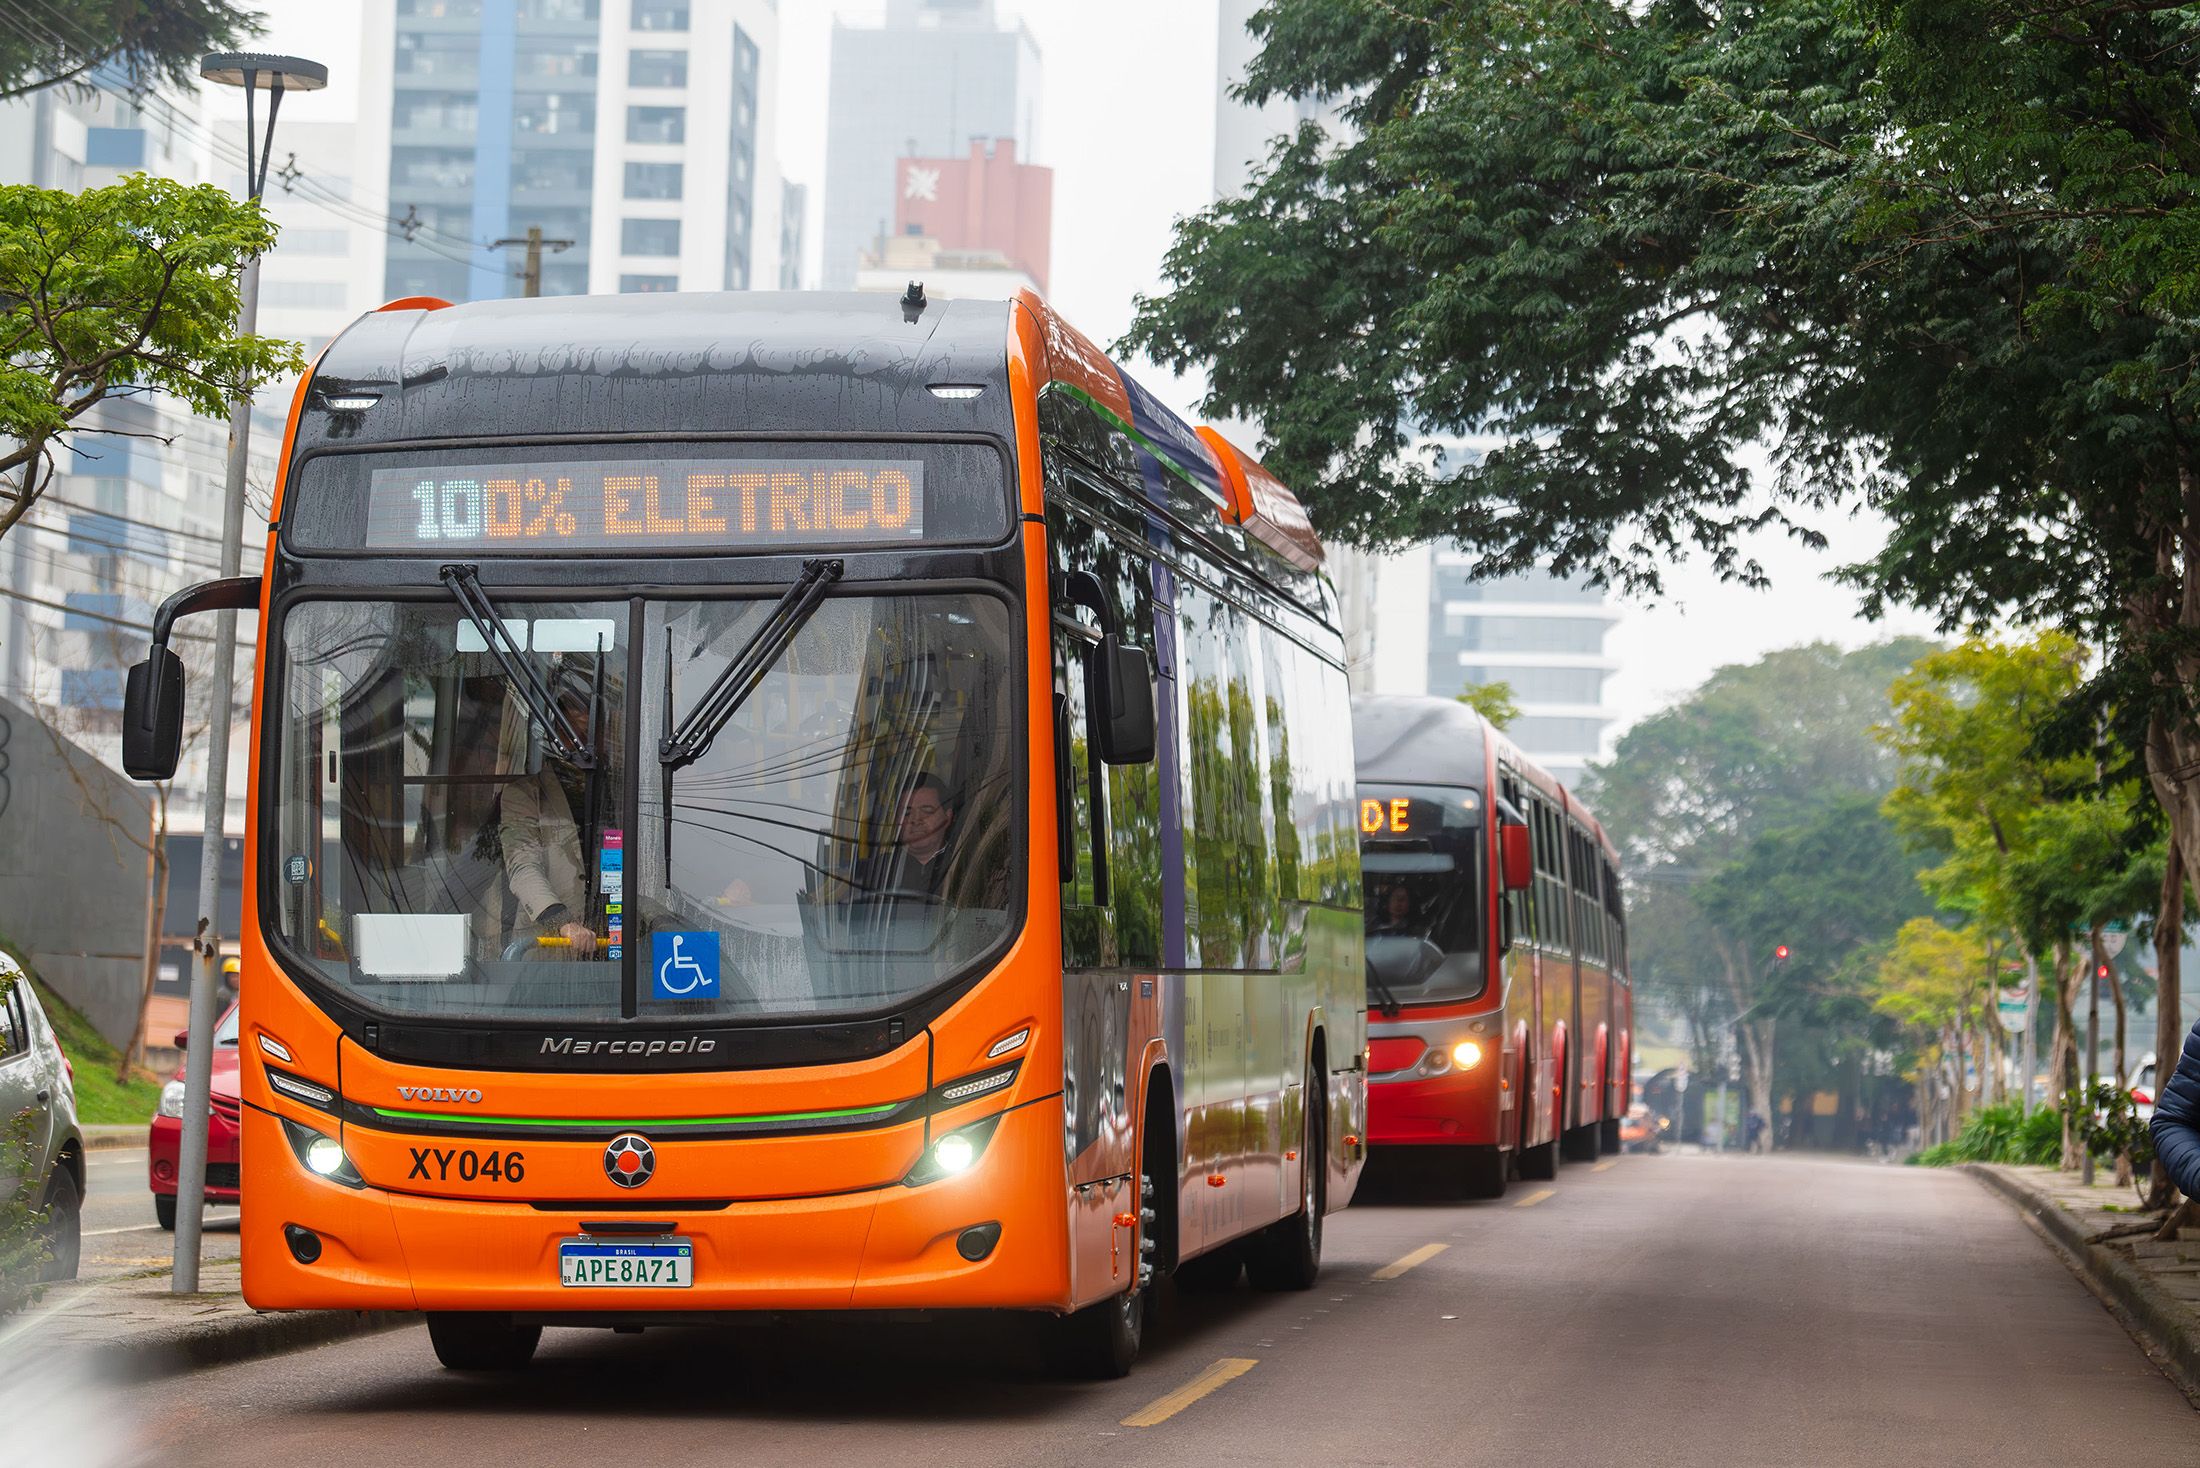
[
  {"x1": 1095, "y1": 635, "x2": 1156, "y2": 765},
  {"x1": 1500, "y1": 821, "x2": 1533, "y2": 892},
  {"x1": 124, "y1": 648, "x2": 187, "y2": 782},
  {"x1": 121, "y1": 575, "x2": 261, "y2": 783}
]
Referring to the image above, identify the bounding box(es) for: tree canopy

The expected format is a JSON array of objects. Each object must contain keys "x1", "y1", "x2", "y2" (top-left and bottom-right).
[
  {"x1": 0, "y1": 0, "x2": 257, "y2": 102},
  {"x1": 0, "y1": 175, "x2": 302, "y2": 541}
]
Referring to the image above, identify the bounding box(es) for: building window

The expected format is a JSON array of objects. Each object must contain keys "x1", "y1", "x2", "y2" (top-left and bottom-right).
[
  {"x1": 624, "y1": 161, "x2": 683, "y2": 199},
  {"x1": 626, "y1": 105, "x2": 685, "y2": 144},
  {"x1": 630, "y1": 0, "x2": 688, "y2": 30},
  {"x1": 621, "y1": 218, "x2": 681, "y2": 256},
  {"x1": 1457, "y1": 665, "x2": 1607, "y2": 705},
  {"x1": 61, "y1": 669, "x2": 126, "y2": 711},
  {"x1": 277, "y1": 228, "x2": 351, "y2": 256},
  {"x1": 85, "y1": 127, "x2": 146, "y2": 168},
  {"x1": 260, "y1": 280, "x2": 350, "y2": 310},
  {"x1": 628, "y1": 49, "x2": 687, "y2": 87},
  {"x1": 1444, "y1": 615, "x2": 1608, "y2": 656},
  {"x1": 619, "y1": 274, "x2": 679, "y2": 293},
  {"x1": 1504, "y1": 716, "x2": 1609, "y2": 753}
]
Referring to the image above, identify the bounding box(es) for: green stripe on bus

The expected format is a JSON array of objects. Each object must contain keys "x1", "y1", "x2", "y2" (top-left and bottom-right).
[
  {"x1": 1046, "y1": 381, "x2": 1226, "y2": 504},
  {"x1": 367, "y1": 1101, "x2": 904, "y2": 1130}
]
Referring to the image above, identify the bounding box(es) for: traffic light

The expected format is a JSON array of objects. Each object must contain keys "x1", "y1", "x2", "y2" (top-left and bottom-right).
[{"x1": 1773, "y1": 944, "x2": 1791, "y2": 963}]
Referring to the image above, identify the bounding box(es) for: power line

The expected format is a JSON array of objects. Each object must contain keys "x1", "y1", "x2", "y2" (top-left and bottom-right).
[
  {"x1": 11, "y1": 0, "x2": 509, "y2": 274},
  {"x1": 0, "y1": 583, "x2": 225, "y2": 642}
]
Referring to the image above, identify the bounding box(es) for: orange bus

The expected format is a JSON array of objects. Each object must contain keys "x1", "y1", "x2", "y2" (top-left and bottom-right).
[
  {"x1": 1354, "y1": 696, "x2": 1630, "y2": 1196},
  {"x1": 121, "y1": 288, "x2": 1365, "y2": 1376}
]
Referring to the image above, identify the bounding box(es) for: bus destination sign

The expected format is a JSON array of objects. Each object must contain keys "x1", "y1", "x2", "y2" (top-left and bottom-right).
[{"x1": 363, "y1": 457, "x2": 926, "y2": 551}]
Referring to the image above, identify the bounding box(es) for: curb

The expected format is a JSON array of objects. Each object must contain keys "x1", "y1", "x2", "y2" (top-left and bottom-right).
[
  {"x1": 1964, "y1": 1164, "x2": 2200, "y2": 1406},
  {"x1": 87, "y1": 1305, "x2": 415, "y2": 1381},
  {"x1": 83, "y1": 1125, "x2": 143, "y2": 1152}
]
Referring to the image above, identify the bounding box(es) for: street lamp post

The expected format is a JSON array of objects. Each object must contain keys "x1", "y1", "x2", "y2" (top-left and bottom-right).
[{"x1": 172, "y1": 51, "x2": 327, "y2": 1295}]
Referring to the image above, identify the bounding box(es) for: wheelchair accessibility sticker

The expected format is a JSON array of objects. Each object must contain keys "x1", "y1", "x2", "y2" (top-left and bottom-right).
[{"x1": 652, "y1": 931, "x2": 719, "y2": 1000}]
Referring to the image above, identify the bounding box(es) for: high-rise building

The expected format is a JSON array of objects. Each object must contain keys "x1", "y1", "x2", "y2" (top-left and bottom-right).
[
  {"x1": 375, "y1": 0, "x2": 786, "y2": 301},
  {"x1": 822, "y1": 0, "x2": 1041, "y2": 291},
  {"x1": 855, "y1": 135, "x2": 1050, "y2": 300}
]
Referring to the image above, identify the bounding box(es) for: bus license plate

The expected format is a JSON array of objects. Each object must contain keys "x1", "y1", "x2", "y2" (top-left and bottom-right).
[{"x1": 558, "y1": 1238, "x2": 693, "y2": 1288}]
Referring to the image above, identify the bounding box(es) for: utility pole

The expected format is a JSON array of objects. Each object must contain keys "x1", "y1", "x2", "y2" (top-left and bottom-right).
[
  {"x1": 2020, "y1": 951, "x2": 2039, "y2": 1115},
  {"x1": 2083, "y1": 943, "x2": 2104, "y2": 1186},
  {"x1": 178, "y1": 51, "x2": 327, "y2": 1294},
  {"x1": 489, "y1": 225, "x2": 575, "y2": 298}
]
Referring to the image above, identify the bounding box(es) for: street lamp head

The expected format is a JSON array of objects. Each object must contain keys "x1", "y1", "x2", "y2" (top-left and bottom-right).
[{"x1": 199, "y1": 52, "x2": 329, "y2": 91}]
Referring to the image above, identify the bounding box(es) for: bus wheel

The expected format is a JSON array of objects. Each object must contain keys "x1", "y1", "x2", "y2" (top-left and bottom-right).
[
  {"x1": 1516, "y1": 1071, "x2": 1558, "y2": 1180},
  {"x1": 1560, "y1": 1123, "x2": 1601, "y2": 1164},
  {"x1": 1459, "y1": 1146, "x2": 1507, "y2": 1200},
  {"x1": 1049, "y1": 1140, "x2": 1163, "y2": 1378},
  {"x1": 427, "y1": 1313, "x2": 542, "y2": 1371},
  {"x1": 1599, "y1": 1116, "x2": 1622, "y2": 1155},
  {"x1": 1248, "y1": 1064, "x2": 1325, "y2": 1292}
]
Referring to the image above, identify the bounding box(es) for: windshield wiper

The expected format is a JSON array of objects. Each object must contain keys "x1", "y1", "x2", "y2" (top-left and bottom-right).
[
  {"x1": 1367, "y1": 960, "x2": 1403, "y2": 1020},
  {"x1": 439, "y1": 563, "x2": 594, "y2": 769},
  {"x1": 659, "y1": 557, "x2": 843, "y2": 772}
]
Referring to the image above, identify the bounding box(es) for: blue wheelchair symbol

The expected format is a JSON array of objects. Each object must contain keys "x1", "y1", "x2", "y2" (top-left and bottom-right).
[{"x1": 652, "y1": 931, "x2": 720, "y2": 1000}]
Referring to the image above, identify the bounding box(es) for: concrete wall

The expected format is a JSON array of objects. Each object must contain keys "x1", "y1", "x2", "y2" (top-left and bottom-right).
[{"x1": 0, "y1": 695, "x2": 153, "y2": 1047}]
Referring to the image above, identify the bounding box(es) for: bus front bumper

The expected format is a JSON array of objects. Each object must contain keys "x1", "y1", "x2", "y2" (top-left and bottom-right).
[
  {"x1": 238, "y1": 1097, "x2": 1071, "y2": 1315},
  {"x1": 1367, "y1": 1062, "x2": 1507, "y2": 1147}
]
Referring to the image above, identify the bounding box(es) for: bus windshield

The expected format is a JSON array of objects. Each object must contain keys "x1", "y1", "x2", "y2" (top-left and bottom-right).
[
  {"x1": 271, "y1": 592, "x2": 1020, "y2": 1024},
  {"x1": 1359, "y1": 783, "x2": 1486, "y2": 1006}
]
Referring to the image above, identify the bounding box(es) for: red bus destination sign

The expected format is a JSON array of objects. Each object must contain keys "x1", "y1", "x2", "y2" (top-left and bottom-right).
[{"x1": 363, "y1": 457, "x2": 926, "y2": 551}]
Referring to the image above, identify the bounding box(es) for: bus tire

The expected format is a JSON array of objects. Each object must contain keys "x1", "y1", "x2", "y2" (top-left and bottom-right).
[
  {"x1": 1517, "y1": 1067, "x2": 1558, "y2": 1180},
  {"x1": 1560, "y1": 1123, "x2": 1601, "y2": 1163},
  {"x1": 1247, "y1": 1063, "x2": 1325, "y2": 1292},
  {"x1": 1600, "y1": 1116, "x2": 1622, "y2": 1154},
  {"x1": 1459, "y1": 1146, "x2": 1507, "y2": 1200},
  {"x1": 1049, "y1": 1097, "x2": 1168, "y2": 1379},
  {"x1": 427, "y1": 1313, "x2": 542, "y2": 1371}
]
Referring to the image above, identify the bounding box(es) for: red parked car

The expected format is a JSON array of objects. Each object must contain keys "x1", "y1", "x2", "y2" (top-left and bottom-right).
[{"x1": 149, "y1": 1003, "x2": 240, "y2": 1229}]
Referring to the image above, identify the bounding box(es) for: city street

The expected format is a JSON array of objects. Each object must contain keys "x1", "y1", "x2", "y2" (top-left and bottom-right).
[
  {"x1": 66, "y1": 1154, "x2": 2195, "y2": 1465},
  {"x1": 75, "y1": 1147, "x2": 238, "y2": 1280}
]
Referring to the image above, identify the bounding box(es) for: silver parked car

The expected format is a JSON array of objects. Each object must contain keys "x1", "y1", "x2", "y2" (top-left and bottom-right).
[{"x1": 0, "y1": 953, "x2": 83, "y2": 1282}]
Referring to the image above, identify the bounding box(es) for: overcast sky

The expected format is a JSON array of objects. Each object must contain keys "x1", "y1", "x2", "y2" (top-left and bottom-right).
[{"x1": 255, "y1": 0, "x2": 1942, "y2": 745}]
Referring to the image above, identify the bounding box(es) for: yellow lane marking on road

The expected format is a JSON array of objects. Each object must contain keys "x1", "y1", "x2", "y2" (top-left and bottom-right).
[
  {"x1": 1122, "y1": 1357, "x2": 1259, "y2": 1428},
  {"x1": 1372, "y1": 1242, "x2": 1448, "y2": 1281},
  {"x1": 1515, "y1": 1188, "x2": 1557, "y2": 1207},
  {"x1": 1592, "y1": 1160, "x2": 1616, "y2": 1172}
]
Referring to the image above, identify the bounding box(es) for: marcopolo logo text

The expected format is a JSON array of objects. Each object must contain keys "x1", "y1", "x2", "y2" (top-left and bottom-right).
[{"x1": 539, "y1": 1036, "x2": 718, "y2": 1058}]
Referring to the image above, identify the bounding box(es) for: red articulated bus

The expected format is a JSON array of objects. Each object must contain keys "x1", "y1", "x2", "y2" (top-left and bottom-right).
[{"x1": 1352, "y1": 696, "x2": 1631, "y2": 1197}]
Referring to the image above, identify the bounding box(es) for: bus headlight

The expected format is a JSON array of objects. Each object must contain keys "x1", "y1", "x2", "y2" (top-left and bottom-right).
[
  {"x1": 1452, "y1": 1040, "x2": 1485, "y2": 1070},
  {"x1": 1414, "y1": 1046, "x2": 1452, "y2": 1077},
  {"x1": 279, "y1": 1116, "x2": 364, "y2": 1189},
  {"x1": 904, "y1": 1112, "x2": 1006, "y2": 1187}
]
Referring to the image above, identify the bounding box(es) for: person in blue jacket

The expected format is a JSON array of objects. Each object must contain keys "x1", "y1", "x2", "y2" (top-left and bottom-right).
[{"x1": 2149, "y1": 1015, "x2": 2200, "y2": 1197}]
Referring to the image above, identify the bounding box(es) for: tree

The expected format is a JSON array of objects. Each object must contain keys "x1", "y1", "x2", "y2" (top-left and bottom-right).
[
  {"x1": 0, "y1": 175, "x2": 302, "y2": 541},
  {"x1": 1871, "y1": 919, "x2": 1995, "y2": 1146},
  {"x1": 0, "y1": 0, "x2": 257, "y2": 102},
  {"x1": 1583, "y1": 640, "x2": 1934, "y2": 1148},
  {"x1": 1455, "y1": 679, "x2": 1517, "y2": 729},
  {"x1": 1126, "y1": 0, "x2": 2200, "y2": 999}
]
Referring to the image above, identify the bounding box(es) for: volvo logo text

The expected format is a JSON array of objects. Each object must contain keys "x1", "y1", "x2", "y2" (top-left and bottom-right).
[
  {"x1": 604, "y1": 1134, "x2": 655, "y2": 1189},
  {"x1": 396, "y1": 1085, "x2": 483, "y2": 1103}
]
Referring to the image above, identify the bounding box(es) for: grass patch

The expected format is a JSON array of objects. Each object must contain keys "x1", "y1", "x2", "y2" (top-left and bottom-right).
[
  {"x1": 1907, "y1": 1102, "x2": 2064, "y2": 1168},
  {"x1": 0, "y1": 934, "x2": 161, "y2": 1127}
]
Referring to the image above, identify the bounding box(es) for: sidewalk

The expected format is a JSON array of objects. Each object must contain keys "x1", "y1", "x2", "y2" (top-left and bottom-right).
[
  {"x1": 4, "y1": 1255, "x2": 412, "y2": 1380},
  {"x1": 1967, "y1": 1163, "x2": 2200, "y2": 1404}
]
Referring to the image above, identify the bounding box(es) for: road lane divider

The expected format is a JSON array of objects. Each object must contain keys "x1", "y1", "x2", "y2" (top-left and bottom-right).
[
  {"x1": 1591, "y1": 1160, "x2": 1616, "y2": 1172},
  {"x1": 1121, "y1": 1357, "x2": 1259, "y2": 1428},
  {"x1": 1515, "y1": 1188, "x2": 1556, "y2": 1208},
  {"x1": 1372, "y1": 1243, "x2": 1448, "y2": 1281}
]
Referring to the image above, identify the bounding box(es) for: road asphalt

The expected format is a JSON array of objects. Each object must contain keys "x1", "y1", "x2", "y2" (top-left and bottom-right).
[
  {"x1": 75, "y1": 1147, "x2": 239, "y2": 1279},
  {"x1": 20, "y1": 1152, "x2": 2199, "y2": 1465}
]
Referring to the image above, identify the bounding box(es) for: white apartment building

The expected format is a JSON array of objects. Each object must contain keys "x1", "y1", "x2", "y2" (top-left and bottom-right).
[{"x1": 370, "y1": 0, "x2": 787, "y2": 302}]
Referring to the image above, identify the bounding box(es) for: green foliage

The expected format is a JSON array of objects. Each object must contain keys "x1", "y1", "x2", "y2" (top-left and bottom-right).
[
  {"x1": 1454, "y1": 679, "x2": 1518, "y2": 729},
  {"x1": 0, "y1": 175, "x2": 304, "y2": 540},
  {"x1": 2067, "y1": 1080, "x2": 2155, "y2": 1174},
  {"x1": 1909, "y1": 1102, "x2": 2062, "y2": 1168},
  {"x1": 1132, "y1": 0, "x2": 2200, "y2": 944},
  {"x1": 0, "y1": 0, "x2": 257, "y2": 101}
]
